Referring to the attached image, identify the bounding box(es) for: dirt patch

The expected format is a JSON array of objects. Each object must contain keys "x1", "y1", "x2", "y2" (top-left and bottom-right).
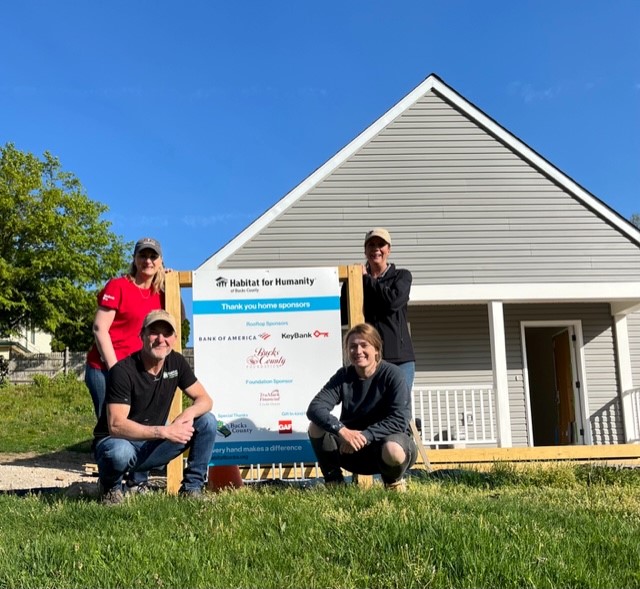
[
  {"x1": 0, "y1": 451, "x2": 170, "y2": 497},
  {"x1": 0, "y1": 450, "x2": 96, "y2": 492}
]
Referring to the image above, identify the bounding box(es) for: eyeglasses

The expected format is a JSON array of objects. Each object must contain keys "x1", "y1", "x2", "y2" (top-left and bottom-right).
[
  {"x1": 136, "y1": 252, "x2": 159, "y2": 260},
  {"x1": 365, "y1": 240, "x2": 388, "y2": 250}
]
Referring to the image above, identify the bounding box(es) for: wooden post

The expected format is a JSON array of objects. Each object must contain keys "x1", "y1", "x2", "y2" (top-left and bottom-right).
[
  {"x1": 164, "y1": 271, "x2": 192, "y2": 494},
  {"x1": 339, "y1": 265, "x2": 375, "y2": 487},
  {"x1": 410, "y1": 420, "x2": 431, "y2": 472},
  {"x1": 341, "y1": 264, "x2": 365, "y2": 328}
]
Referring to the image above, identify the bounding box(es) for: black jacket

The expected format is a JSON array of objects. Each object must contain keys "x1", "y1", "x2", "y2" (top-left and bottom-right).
[{"x1": 363, "y1": 263, "x2": 415, "y2": 364}]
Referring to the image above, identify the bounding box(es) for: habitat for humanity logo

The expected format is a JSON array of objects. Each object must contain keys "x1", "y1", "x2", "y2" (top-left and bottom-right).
[{"x1": 215, "y1": 274, "x2": 316, "y2": 288}]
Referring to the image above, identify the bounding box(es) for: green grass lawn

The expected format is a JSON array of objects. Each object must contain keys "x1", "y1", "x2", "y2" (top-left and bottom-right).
[
  {"x1": 0, "y1": 374, "x2": 95, "y2": 454},
  {"x1": 1, "y1": 377, "x2": 640, "y2": 588}
]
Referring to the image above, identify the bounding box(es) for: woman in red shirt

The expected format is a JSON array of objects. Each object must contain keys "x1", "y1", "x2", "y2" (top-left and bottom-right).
[{"x1": 85, "y1": 237, "x2": 166, "y2": 491}]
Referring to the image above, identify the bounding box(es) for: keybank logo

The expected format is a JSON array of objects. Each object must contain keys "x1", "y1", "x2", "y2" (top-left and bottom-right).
[{"x1": 281, "y1": 332, "x2": 311, "y2": 340}]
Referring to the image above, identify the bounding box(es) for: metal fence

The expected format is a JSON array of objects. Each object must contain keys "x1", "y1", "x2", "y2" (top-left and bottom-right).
[
  {"x1": 624, "y1": 386, "x2": 640, "y2": 443},
  {"x1": 7, "y1": 348, "x2": 195, "y2": 385}
]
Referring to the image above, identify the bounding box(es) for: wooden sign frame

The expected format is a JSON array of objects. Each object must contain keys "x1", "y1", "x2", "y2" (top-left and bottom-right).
[{"x1": 163, "y1": 265, "x2": 367, "y2": 493}]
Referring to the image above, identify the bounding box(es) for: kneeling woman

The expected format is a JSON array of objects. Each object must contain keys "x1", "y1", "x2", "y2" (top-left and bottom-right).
[{"x1": 306, "y1": 323, "x2": 417, "y2": 490}]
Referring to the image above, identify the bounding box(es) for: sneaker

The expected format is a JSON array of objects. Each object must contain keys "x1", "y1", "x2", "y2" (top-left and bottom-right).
[
  {"x1": 384, "y1": 479, "x2": 407, "y2": 493},
  {"x1": 99, "y1": 483, "x2": 125, "y2": 505},
  {"x1": 323, "y1": 470, "x2": 346, "y2": 487},
  {"x1": 178, "y1": 486, "x2": 205, "y2": 499},
  {"x1": 125, "y1": 481, "x2": 152, "y2": 495}
]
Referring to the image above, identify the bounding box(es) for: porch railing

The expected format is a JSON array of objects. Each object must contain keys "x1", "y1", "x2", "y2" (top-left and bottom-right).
[
  {"x1": 623, "y1": 387, "x2": 640, "y2": 443},
  {"x1": 210, "y1": 385, "x2": 499, "y2": 484},
  {"x1": 412, "y1": 386, "x2": 497, "y2": 448}
]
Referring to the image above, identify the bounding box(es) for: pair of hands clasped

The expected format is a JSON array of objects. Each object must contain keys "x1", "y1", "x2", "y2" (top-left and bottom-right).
[
  {"x1": 162, "y1": 415, "x2": 195, "y2": 445},
  {"x1": 337, "y1": 426, "x2": 368, "y2": 454}
]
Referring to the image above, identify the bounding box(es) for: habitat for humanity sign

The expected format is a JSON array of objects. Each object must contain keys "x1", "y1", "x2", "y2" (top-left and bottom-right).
[{"x1": 192, "y1": 267, "x2": 343, "y2": 465}]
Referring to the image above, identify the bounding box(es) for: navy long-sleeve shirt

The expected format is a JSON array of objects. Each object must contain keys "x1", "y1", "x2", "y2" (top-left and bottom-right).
[{"x1": 306, "y1": 360, "x2": 411, "y2": 443}]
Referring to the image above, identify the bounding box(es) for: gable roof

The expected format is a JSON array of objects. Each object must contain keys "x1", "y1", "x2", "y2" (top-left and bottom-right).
[{"x1": 200, "y1": 73, "x2": 640, "y2": 270}]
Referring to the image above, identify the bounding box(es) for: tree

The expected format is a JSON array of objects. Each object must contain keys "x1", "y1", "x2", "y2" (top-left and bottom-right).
[
  {"x1": 181, "y1": 318, "x2": 191, "y2": 350},
  {"x1": 0, "y1": 143, "x2": 130, "y2": 350},
  {"x1": 631, "y1": 213, "x2": 640, "y2": 229},
  {"x1": 49, "y1": 291, "x2": 99, "y2": 352}
]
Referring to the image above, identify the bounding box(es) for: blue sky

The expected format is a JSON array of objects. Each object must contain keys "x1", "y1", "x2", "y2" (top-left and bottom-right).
[{"x1": 2, "y1": 1, "x2": 639, "y2": 341}]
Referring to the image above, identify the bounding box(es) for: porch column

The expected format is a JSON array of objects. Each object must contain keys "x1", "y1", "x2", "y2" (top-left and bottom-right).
[
  {"x1": 613, "y1": 313, "x2": 637, "y2": 443},
  {"x1": 488, "y1": 301, "x2": 512, "y2": 447}
]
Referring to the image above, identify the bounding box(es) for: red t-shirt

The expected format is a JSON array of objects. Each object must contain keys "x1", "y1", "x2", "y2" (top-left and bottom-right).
[{"x1": 86, "y1": 276, "x2": 165, "y2": 370}]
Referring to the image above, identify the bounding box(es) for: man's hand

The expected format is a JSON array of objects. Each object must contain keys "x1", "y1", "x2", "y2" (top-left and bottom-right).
[
  {"x1": 337, "y1": 426, "x2": 368, "y2": 454},
  {"x1": 163, "y1": 417, "x2": 194, "y2": 444}
]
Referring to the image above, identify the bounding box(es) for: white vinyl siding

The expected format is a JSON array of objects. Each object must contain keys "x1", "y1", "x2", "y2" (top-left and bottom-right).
[
  {"x1": 206, "y1": 77, "x2": 639, "y2": 449},
  {"x1": 409, "y1": 304, "x2": 492, "y2": 389},
  {"x1": 408, "y1": 304, "x2": 494, "y2": 447},
  {"x1": 220, "y1": 92, "x2": 640, "y2": 284},
  {"x1": 406, "y1": 303, "x2": 623, "y2": 447},
  {"x1": 628, "y1": 311, "x2": 640, "y2": 387}
]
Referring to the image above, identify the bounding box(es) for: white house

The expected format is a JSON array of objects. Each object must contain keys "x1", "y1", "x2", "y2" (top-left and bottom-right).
[
  {"x1": 0, "y1": 326, "x2": 52, "y2": 359},
  {"x1": 198, "y1": 74, "x2": 640, "y2": 450}
]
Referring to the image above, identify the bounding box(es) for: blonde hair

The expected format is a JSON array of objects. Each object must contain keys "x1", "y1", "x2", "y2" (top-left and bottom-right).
[
  {"x1": 343, "y1": 323, "x2": 383, "y2": 364},
  {"x1": 128, "y1": 261, "x2": 165, "y2": 294}
]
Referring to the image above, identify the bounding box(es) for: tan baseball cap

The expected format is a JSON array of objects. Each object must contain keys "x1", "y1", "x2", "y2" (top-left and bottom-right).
[
  {"x1": 364, "y1": 228, "x2": 391, "y2": 246},
  {"x1": 142, "y1": 310, "x2": 176, "y2": 334}
]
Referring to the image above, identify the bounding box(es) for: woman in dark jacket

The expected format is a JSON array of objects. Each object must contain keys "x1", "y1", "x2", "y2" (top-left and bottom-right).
[{"x1": 361, "y1": 228, "x2": 416, "y2": 393}]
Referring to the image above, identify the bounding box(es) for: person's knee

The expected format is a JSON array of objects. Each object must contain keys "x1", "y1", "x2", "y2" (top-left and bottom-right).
[
  {"x1": 194, "y1": 412, "x2": 216, "y2": 433},
  {"x1": 97, "y1": 439, "x2": 137, "y2": 472},
  {"x1": 308, "y1": 422, "x2": 324, "y2": 439},
  {"x1": 381, "y1": 441, "x2": 406, "y2": 466}
]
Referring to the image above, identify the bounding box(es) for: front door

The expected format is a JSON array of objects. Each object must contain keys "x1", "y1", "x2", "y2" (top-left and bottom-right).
[
  {"x1": 553, "y1": 329, "x2": 576, "y2": 444},
  {"x1": 524, "y1": 323, "x2": 584, "y2": 446}
]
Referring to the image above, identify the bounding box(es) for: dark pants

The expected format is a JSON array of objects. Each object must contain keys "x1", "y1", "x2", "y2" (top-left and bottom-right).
[{"x1": 309, "y1": 431, "x2": 417, "y2": 484}]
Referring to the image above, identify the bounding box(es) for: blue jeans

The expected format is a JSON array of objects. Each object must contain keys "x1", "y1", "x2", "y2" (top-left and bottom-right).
[
  {"x1": 85, "y1": 364, "x2": 148, "y2": 486},
  {"x1": 394, "y1": 361, "x2": 415, "y2": 394},
  {"x1": 95, "y1": 412, "x2": 217, "y2": 492},
  {"x1": 84, "y1": 365, "x2": 108, "y2": 419}
]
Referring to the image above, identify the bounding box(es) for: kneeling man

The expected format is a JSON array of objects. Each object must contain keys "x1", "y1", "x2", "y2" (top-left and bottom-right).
[{"x1": 93, "y1": 310, "x2": 216, "y2": 503}]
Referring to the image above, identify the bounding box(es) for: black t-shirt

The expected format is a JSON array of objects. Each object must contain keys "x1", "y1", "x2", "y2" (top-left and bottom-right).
[{"x1": 93, "y1": 350, "x2": 198, "y2": 440}]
